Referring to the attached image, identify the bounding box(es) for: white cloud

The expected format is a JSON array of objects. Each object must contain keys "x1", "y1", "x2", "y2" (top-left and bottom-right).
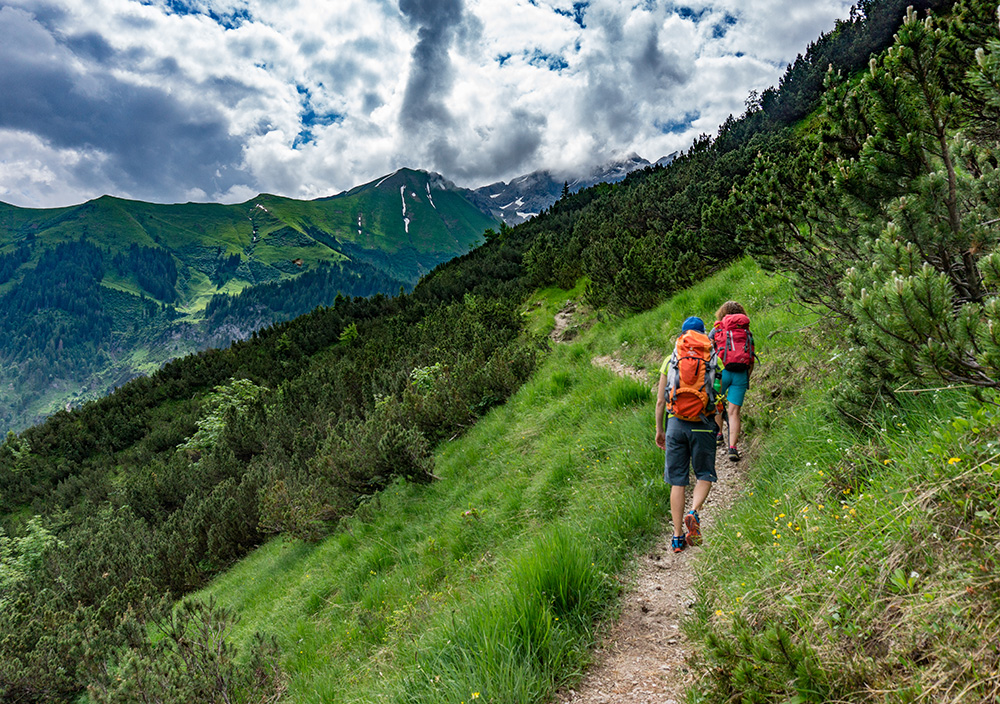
[
  {"x1": 0, "y1": 129, "x2": 114, "y2": 208},
  {"x1": 0, "y1": 0, "x2": 855, "y2": 208}
]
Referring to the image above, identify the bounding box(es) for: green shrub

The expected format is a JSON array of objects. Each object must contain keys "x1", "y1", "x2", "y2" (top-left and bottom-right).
[{"x1": 88, "y1": 598, "x2": 286, "y2": 704}]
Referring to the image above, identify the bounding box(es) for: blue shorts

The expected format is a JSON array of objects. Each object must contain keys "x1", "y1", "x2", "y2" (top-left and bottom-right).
[
  {"x1": 664, "y1": 416, "x2": 718, "y2": 486},
  {"x1": 720, "y1": 369, "x2": 749, "y2": 407}
]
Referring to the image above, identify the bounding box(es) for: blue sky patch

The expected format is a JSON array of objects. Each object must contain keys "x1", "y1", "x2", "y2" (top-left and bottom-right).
[
  {"x1": 294, "y1": 84, "x2": 343, "y2": 148},
  {"x1": 712, "y1": 13, "x2": 738, "y2": 38},
  {"x1": 149, "y1": 0, "x2": 252, "y2": 30},
  {"x1": 293, "y1": 129, "x2": 314, "y2": 148},
  {"x1": 675, "y1": 6, "x2": 709, "y2": 22},
  {"x1": 655, "y1": 111, "x2": 699, "y2": 134},
  {"x1": 497, "y1": 52, "x2": 512, "y2": 67},
  {"x1": 528, "y1": 49, "x2": 568, "y2": 72},
  {"x1": 554, "y1": 2, "x2": 588, "y2": 29}
]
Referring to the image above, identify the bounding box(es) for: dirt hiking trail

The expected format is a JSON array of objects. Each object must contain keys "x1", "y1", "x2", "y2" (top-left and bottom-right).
[{"x1": 551, "y1": 327, "x2": 748, "y2": 703}]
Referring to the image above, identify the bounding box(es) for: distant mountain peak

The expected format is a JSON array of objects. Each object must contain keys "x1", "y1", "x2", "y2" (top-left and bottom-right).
[{"x1": 464, "y1": 153, "x2": 676, "y2": 226}]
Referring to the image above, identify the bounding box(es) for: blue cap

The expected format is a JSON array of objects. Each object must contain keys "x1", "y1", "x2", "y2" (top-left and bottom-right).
[{"x1": 681, "y1": 316, "x2": 705, "y2": 333}]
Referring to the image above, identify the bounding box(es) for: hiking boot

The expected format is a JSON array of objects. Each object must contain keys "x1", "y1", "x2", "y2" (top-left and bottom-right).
[
  {"x1": 728, "y1": 446, "x2": 740, "y2": 462},
  {"x1": 716, "y1": 430, "x2": 725, "y2": 446},
  {"x1": 684, "y1": 510, "x2": 701, "y2": 546},
  {"x1": 671, "y1": 535, "x2": 687, "y2": 553}
]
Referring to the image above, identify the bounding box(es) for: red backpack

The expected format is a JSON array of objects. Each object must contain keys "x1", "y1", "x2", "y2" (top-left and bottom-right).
[
  {"x1": 712, "y1": 313, "x2": 754, "y2": 372},
  {"x1": 665, "y1": 330, "x2": 716, "y2": 422}
]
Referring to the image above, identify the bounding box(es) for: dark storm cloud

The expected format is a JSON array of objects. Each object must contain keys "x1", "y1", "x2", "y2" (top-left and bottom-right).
[
  {"x1": 482, "y1": 109, "x2": 546, "y2": 175},
  {"x1": 632, "y1": 23, "x2": 689, "y2": 88},
  {"x1": 209, "y1": 75, "x2": 257, "y2": 105},
  {"x1": 580, "y1": 76, "x2": 633, "y2": 134},
  {"x1": 437, "y1": 109, "x2": 546, "y2": 183},
  {"x1": 0, "y1": 7, "x2": 249, "y2": 201},
  {"x1": 398, "y1": 0, "x2": 464, "y2": 129},
  {"x1": 362, "y1": 92, "x2": 384, "y2": 114},
  {"x1": 9, "y1": 1, "x2": 67, "y2": 33},
  {"x1": 64, "y1": 31, "x2": 116, "y2": 63}
]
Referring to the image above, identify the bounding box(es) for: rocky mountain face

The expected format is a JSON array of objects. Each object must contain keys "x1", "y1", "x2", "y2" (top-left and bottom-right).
[{"x1": 464, "y1": 152, "x2": 678, "y2": 225}]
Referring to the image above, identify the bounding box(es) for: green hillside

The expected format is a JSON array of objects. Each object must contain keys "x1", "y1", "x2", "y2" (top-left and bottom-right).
[
  {"x1": 199, "y1": 264, "x2": 1000, "y2": 703},
  {"x1": 188, "y1": 259, "x2": 803, "y2": 703},
  {"x1": 0, "y1": 170, "x2": 496, "y2": 432},
  {"x1": 6, "y1": 0, "x2": 1000, "y2": 702}
]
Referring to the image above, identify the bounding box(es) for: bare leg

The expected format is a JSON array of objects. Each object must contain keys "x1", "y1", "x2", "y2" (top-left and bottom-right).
[
  {"x1": 727, "y1": 402, "x2": 742, "y2": 447},
  {"x1": 691, "y1": 479, "x2": 712, "y2": 513},
  {"x1": 671, "y1": 485, "x2": 687, "y2": 536}
]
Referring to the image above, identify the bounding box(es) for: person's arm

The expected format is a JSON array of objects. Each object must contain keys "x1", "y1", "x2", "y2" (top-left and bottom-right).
[{"x1": 655, "y1": 373, "x2": 669, "y2": 450}]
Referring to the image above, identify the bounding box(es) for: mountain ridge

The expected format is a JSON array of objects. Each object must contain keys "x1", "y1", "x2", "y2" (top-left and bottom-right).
[
  {"x1": 0, "y1": 152, "x2": 671, "y2": 433},
  {"x1": 0, "y1": 170, "x2": 497, "y2": 432},
  {"x1": 463, "y1": 152, "x2": 678, "y2": 225}
]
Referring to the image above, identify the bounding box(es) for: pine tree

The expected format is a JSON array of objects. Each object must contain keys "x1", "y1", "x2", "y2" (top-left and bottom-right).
[
  {"x1": 730, "y1": 6, "x2": 1000, "y2": 397},
  {"x1": 840, "y1": 8, "x2": 1000, "y2": 389}
]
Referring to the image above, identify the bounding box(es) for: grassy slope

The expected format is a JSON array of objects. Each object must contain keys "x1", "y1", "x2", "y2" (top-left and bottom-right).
[
  {"x1": 689, "y1": 354, "x2": 1000, "y2": 696},
  {"x1": 195, "y1": 258, "x2": 805, "y2": 702},
  {"x1": 195, "y1": 254, "x2": 1000, "y2": 703}
]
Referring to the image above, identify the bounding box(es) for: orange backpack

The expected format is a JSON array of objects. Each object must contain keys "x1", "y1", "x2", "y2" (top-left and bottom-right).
[{"x1": 665, "y1": 330, "x2": 716, "y2": 422}]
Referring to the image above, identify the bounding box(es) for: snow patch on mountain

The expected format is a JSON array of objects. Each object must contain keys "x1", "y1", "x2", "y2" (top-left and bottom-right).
[
  {"x1": 400, "y1": 185, "x2": 410, "y2": 234},
  {"x1": 375, "y1": 171, "x2": 397, "y2": 189},
  {"x1": 463, "y1": 153, "x2": 678, "y2": 226}
]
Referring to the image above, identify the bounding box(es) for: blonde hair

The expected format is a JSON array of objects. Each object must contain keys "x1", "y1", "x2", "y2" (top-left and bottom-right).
[{"x1": 715, "y1": 300, "x2": 746, "y2": 322}]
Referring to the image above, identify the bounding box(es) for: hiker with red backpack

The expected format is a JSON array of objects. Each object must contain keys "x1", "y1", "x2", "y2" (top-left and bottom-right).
[
  {"x1": 655, "y1": 316, "x2": 719, "y2": 553},
  {"x1": 711, "y1": 301, "x2": 755, "y2": 463}
]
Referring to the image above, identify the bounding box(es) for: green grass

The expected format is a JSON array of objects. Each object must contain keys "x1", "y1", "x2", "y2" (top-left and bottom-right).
[
  {"x1": 188, "y1": 254, "x2": 1000, "y2": 702},
  {"x1": 687, "y1": 345, "x2": 1000, "y2": 699},
  {"x1": 521, "y1": 278, "x2": 590, "y2": 337},
  {"x1": 194, "y1": 257, "x2": 807, "y2": 702}
]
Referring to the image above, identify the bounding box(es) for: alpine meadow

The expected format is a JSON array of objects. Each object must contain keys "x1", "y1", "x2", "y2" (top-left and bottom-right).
[{"x1": 4, "y1": 1, "x2": 1000, "y2": 703}]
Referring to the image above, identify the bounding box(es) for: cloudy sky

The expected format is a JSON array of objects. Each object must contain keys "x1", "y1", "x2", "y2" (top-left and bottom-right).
[{"x1": 0, "y1": 0, "x2": 854, "y2": 209}]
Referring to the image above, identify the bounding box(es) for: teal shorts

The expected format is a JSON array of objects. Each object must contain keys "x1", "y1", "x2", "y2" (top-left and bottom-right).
[{"x1": 720, "y1": 369, "x2": 749, "y2": 407}]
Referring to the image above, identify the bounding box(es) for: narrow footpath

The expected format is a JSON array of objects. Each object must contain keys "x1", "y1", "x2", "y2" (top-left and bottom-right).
[{"x1": 553, "y1": 344, "x2": 747, "y2": 703}]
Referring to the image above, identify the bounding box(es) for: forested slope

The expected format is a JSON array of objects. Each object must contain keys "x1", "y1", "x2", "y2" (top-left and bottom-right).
[
  {"x1": 0, "y1": 169, "x2": 492, "y2": 433},
  {"x1": 4, "y1": 0, "x2": 995, "y2": 701}
]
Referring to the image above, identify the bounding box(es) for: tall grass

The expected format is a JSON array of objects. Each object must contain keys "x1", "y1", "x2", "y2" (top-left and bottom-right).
[
  {"x1": 688, "y1": 359, "x2": 1000, "y2": 702},
  {"x1": 190, "y1": 256, "x2": 1000, "y2": 703},
  {"x1": 194, "y1": 257, "x2": 798, "y2": 703}
]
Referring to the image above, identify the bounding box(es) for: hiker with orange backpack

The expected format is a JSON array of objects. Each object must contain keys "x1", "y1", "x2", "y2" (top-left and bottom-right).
[
  {"x1": 711, "y1": 301, "x2": 755, "y2": 463},
  {"x1": 655, "y1": 316, "x2": 719, "y2": 553}
]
